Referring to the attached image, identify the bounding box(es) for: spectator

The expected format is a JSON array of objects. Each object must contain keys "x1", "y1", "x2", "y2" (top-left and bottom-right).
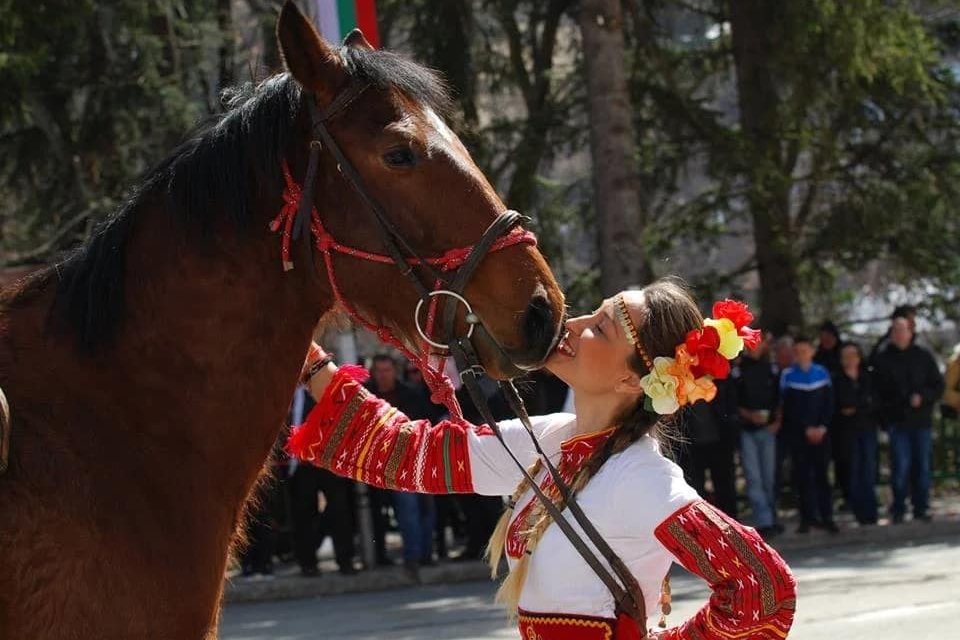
[
  {"x1": 675, "y1": 376, "x2": 739, "y2": 518},
  {"x1": 868, "y1": 304, "x2": 917, "y2": 365},
  {"x1": 815, "y1": 320, "x2": 849, "y2": 503},
  {"x1": 815, "y1": 320, "x2": 842, "y2": 375},
  {"x1": 366, "y1": 354, "x2": 437, "y2": 572},
  {"x1": 780, "y1": 335, "x2": 837, "y2": 533},
  {"x1": 832, "y1": 343, "x2": 879, "y2": 525},
  {"x1": 288, "y1": 386, "x2": 357, "y2": 576},
  {"x1": 872, "y1": 318, "x2": 944, "y2": 523},
  {"x1": 736, "y1": 332, "x2": 782, "y2": 537},
  {"x1": 773, "y1": 335, "x2": 795, "y2": 375},
  {"x1": 943, "y1": 343, "x2": 960, "y2": 415}
]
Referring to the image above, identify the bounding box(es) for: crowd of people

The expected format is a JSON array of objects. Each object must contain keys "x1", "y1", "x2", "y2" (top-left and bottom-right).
[
  {"x1": 239, "y1": 304, "x2": 960, "y2": 578},
  {"x1": 680, "y1": 304, "x2": 957, "y2": 539}
]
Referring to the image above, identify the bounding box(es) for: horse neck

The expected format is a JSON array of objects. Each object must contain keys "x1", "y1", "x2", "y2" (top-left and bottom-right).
[{"x1": 60, "y1": 198, "x2": 330, "y2": 497}]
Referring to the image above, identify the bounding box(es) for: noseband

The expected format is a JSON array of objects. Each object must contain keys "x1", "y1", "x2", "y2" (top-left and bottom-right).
[{"x1": 274, "y1": 80, "x2": 648, "y2": 633}]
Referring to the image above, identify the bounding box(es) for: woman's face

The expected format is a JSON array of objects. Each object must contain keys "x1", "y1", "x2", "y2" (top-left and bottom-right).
[
  {"x1": 841, "y1": 345, "x2": 861, "y2": 370},
  {"x1": 545, "y1": 291, "x2": 642, "y2": 396}
]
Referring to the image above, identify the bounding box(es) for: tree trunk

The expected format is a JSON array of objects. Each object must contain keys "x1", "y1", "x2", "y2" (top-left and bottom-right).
[
  {"x1": 578, "y1": 0, "x2": 649, "y2": 296},
  {"x1": 728, "y1": 0, "x2": 804, "y2": 334}
]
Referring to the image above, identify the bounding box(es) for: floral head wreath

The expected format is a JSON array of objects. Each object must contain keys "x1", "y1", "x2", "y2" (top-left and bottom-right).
[{"x1": 614, "y1": 295, "x2": 762, "y2": 415}]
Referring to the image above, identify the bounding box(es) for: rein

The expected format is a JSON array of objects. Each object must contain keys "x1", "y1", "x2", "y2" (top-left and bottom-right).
[{"x1": 276, "y1": 81, "x2": 647, "y2": 635}]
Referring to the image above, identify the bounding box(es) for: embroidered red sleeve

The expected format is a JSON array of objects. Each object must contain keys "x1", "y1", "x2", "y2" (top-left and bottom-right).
[
  {"x1": 652, "y1": 501, "x2": 796, "y2": 640},
  {"x1": 285, "y1": 365, "x2": 476, "y2": 493}
]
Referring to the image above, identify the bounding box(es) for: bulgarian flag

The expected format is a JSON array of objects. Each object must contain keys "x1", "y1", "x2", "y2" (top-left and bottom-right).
[{"x1": 312, "y1": 0, "x2": 380, "y2": 48}]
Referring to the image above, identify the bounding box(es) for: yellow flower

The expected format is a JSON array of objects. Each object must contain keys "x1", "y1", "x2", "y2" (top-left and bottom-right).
[
  {"x1": 704, "y1": 317, "x2": 744, "y2": 359},
  {"x1": 640, "y1": 357, "x2": 681, "y2": 414}
]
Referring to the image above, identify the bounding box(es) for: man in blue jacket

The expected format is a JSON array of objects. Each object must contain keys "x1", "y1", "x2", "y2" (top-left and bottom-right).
[{"x1": 780, "y1": 335, "x2": 837, "y2": 533}]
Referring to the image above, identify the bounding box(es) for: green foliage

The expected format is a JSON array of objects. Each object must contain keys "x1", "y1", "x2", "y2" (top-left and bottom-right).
[
  {"x1": 623, "y1": 0, "x2": 960, "y2": 322},
  {"x1": 0, "y1": 1, "x2": 222, "y2": 264}
]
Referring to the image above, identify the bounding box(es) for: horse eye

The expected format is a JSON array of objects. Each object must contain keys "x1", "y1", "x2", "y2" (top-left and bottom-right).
[{"x1": 383, "y1": 147, "x2": 418, "y2": 168}]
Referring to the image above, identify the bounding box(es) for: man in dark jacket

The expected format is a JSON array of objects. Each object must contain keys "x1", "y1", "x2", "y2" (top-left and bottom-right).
[
  {"x1": 873, "y1": 318, "x2": 944, "y2": 523},
  {"x1": 780, "y1": 336, "x2": 836, "y2": 533}
]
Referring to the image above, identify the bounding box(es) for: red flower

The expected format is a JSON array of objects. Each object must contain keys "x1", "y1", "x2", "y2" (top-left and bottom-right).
[
  {"x1": 740, "y1": 326, "x2": 762, "y2": 350},
  {"x1": 685, "y1": 326, "x2": 731, "y2": 379},
  {"x1": 712, "y1": 299, "x2": 754, "y2": 329},
  {"x1": 713, "y1": 299, "x2": 762, "y2": 350}
]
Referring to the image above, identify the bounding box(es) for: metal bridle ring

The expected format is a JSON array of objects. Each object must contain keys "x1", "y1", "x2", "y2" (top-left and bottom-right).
[{"x1": 414, "y1": 290, "x2": 476, "y2": 350}]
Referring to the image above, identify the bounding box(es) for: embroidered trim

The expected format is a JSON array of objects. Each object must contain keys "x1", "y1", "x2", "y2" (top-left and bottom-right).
[
  {"x1": 287, "y1": 366, "x2": 477, "y2": 494},
  {"x1": 560, "y1": 427, "x2": 617, "y2": 451},
  {"x1": 653, "y1": 500, "x2": 797, "y2": 640},
  {"x1": 517, "y1": 611, "x2": 615, "y2": 640}
]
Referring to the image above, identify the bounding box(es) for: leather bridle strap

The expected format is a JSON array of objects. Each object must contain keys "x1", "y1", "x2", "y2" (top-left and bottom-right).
[
  {"x1": 498, "y1": 380, "x2": 648, "y2": 626},
  {"x1": 436, "y1": 210, "x2": 523, "y2": 363}
]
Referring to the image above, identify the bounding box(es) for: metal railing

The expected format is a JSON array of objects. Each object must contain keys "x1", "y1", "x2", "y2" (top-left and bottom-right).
[{"x1": 934, "y1": 409, "x2": 960, "y2": 483}]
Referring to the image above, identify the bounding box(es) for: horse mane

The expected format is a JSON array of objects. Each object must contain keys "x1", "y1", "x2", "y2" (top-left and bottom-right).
[{"x1": 6, "y1": 46, "x2": 450, "y2": 352}]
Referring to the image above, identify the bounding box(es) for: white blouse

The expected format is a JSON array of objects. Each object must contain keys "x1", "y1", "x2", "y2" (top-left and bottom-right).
[{"x1": 465, "y1": 413, "x2": 699, "y2": 618}]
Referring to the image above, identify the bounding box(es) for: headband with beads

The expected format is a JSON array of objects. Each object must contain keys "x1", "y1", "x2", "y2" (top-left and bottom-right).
[{"x1": 613, "y1": 293, "x2": 653, "y2": 370}]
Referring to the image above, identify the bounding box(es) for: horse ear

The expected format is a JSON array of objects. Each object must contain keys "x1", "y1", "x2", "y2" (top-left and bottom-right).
[
  {"x1": 276, "y1": 0, "x2": 343, "y2": 94},
  {"x1": 343, "y1": 28, "x2": 374, "y2": 50}
]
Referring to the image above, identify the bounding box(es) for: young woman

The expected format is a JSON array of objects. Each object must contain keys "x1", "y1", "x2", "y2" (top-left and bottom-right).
[
  {"x1": 832, "y1": 342, "x2": 879, "y2": 525},
  {"x1": 289, "y1": 279, "x2": 796, "y2": 639}
]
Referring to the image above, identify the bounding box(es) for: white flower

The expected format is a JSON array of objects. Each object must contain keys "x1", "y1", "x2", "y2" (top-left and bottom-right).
[{"x1": 639, "y1": 357, "x2": 681, "y2": 414}]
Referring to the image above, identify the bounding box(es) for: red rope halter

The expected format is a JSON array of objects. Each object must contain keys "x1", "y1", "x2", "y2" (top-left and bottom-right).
[{"x1": 271, "y1": 161, "x2": 537, "y2": 419}]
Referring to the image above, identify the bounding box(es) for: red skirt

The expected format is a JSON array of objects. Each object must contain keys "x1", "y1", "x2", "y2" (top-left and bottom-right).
[{"x1": 517, "y1": 610, "x2": 616, "y2": 640}]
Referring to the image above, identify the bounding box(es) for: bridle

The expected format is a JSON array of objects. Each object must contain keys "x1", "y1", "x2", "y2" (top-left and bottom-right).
[
  {"x1": 274, "y1": 80, "x2": 649, "y2": 635},
  {"x1": 271, "y1": 80, "x2": 536, "y2": 414}
]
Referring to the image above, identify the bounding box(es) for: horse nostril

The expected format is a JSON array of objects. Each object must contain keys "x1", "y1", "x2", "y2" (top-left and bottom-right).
[{"x1": 523, "y1": 295, "x2": 555, "y2": 356}]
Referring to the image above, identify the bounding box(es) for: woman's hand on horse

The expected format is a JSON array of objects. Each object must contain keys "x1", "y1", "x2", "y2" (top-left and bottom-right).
[
  {"x1": 307, "y1": 361, "x2": 338, "y2": 400},
  {"x1": 301, "y1": 341, "x2": 337, "y2": 399}
]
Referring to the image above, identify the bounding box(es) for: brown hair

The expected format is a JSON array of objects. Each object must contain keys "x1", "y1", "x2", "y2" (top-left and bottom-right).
[{"x1": 486, "y1": 278, "x2": 704, "y2": 615}]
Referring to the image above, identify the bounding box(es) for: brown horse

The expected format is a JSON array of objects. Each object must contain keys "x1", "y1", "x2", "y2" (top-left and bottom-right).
[{"x1": 0, "y1": 3, "x2": 564, "y2": 638}]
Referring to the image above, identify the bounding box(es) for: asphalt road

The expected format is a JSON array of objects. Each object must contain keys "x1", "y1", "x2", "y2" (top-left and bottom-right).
[{"x1": 220, "y1": 536, "x2": 960, "y2": 640}]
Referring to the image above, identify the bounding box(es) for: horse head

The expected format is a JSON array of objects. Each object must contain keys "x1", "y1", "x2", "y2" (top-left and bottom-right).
[{"x1": 276, "y1": 1, "x2": 565, "y2": 379}]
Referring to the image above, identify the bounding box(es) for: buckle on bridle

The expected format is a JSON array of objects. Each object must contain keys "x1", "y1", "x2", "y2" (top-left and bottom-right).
[{"x1": 458, "y1": 364, "x2": 486, "y2": 383}]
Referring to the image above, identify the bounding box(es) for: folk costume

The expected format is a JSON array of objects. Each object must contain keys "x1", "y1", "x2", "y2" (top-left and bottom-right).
[{"x1": 288, "y1": 299, "x2": 796, "y2": 639}]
